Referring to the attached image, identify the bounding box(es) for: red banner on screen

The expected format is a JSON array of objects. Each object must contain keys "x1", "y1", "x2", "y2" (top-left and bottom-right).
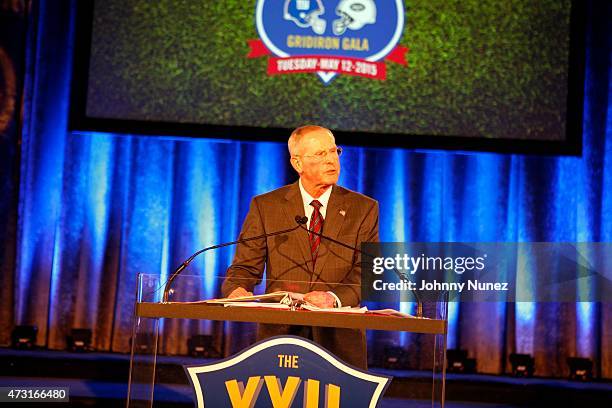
[
  {"x1": 246, "y1": 40, "x2": 408, "y2": 80},
  {"x1": 268, "y1": 55, "x2": 386, "y2": 79}
]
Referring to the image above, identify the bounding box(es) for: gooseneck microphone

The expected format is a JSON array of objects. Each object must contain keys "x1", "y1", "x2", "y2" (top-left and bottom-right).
[
  {"x1": 295, "y1": 217, "x2": 424, "y2": 318},
  {"x1": 162, "y1": 216, "x2": 309, "y2": 303}
]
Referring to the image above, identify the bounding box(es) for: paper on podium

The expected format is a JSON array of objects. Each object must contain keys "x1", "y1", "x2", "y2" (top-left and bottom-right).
[
  {"x1": 201, "y1": 291, "x2": 367, "y2": 313},
  {"x1": 217, "y1": 302, "x2": 292, "y2": 309},
  {"x1": 183, "y1": 292, "x2": 414, "y2": 316},
  {"x1": 300, "y1": 303, "x2": 367, "y2": 313},
  {"x1": 204, "y1": 291, "x2": 303, "y2": 305},
  {"x1": 368, "y1": 309, "x2": 416, "y2": 318}
]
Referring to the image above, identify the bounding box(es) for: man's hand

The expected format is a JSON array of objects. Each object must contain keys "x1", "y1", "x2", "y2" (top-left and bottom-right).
[
  {"x1": 304, "y1": 291, "x2": 335, "y2": 308},
  {"x1": 228, "y1": 287, "x2": 253, "y2": 299}
]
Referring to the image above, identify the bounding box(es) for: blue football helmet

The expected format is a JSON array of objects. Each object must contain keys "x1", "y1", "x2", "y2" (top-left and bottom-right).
[{"x1": 284, "y1": 0, "x2": 327, "y2": 34}]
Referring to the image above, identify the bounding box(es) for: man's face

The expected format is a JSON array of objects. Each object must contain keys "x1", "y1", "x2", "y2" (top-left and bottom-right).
[{"x1": 292, "y1": 129, "x2": 341, "y2": 189}]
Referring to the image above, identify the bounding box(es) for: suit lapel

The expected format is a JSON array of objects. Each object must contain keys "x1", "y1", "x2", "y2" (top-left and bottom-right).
[
  {"x1": 313, "y1": 185, "x2": 347, "y2": 281},
  {"x1": 282, "y1": 182, "x2": 313, "y2": 270}
]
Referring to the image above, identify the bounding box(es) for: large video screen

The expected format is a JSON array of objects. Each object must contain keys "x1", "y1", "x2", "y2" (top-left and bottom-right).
[{"x1": 70, "y1": 0, "x2": 584, "y2": 153}]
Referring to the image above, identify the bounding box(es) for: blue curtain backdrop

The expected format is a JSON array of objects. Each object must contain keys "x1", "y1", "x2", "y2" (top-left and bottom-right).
[{"x1": 5, "y1": 0, "x2": 611, "y2": 378}]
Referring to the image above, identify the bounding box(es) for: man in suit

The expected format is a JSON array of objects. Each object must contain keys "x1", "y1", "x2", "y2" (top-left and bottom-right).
[{"x1": 221, "y1": 125, "x2": 379, "y2": 369}]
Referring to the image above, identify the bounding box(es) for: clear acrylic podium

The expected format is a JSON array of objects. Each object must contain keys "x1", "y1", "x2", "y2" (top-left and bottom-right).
[{"x1": 126, "y1": 274, "x2": 448, "y2": 407}]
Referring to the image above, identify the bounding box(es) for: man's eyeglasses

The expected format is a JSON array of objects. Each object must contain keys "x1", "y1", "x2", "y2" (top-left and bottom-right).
[{"x1": 295, "y1": 147, "x2": 343, "y2": 162}]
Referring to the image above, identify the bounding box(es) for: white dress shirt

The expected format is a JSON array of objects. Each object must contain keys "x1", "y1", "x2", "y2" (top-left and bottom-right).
[
  {"x1": 298, "y1": 178, "x2": 332, "y2": 220},
  {"x1": 298, "y1": 178, "x2": 341, "y2": 307}
]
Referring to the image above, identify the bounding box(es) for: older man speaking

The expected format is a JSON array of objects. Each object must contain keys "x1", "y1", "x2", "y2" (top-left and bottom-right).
[{"x1": 222, "y1": 125, "x2": 379, "y2": 369}]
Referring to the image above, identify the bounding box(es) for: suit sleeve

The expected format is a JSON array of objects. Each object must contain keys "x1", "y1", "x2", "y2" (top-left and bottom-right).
[
  {"x1": 333, "y1": 200, "x2": 379, "y2": 306},
  {"x1": 221, "y1": 197, "x2": 268, "y2": 297}
]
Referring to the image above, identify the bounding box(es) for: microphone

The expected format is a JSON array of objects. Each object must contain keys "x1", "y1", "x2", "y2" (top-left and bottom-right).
[
  {"x1": 162, "y1": 218, "x2": 308, "y2": 302},
  {"x1": 296, "y1": 217, "x2": 424, "y2": 318}
]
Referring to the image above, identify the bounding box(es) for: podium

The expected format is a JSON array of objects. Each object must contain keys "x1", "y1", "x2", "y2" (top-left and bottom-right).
[{"x1": 126, "y1": 274, "x2": 448, "y2": 407}]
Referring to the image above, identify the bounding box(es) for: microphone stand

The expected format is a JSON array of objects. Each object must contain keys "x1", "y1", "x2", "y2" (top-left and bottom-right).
[
  {"x1": 162, "y1": 219, "x2": 307, "y2": 303},
  {"x1": 296, "y1": 222, "x2": 424, "y2": 318}
]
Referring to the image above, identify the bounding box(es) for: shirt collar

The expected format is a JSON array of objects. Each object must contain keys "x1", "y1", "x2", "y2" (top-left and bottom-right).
[{"x1": 298, "y1": 179, "x2": 333, "y2": 208}]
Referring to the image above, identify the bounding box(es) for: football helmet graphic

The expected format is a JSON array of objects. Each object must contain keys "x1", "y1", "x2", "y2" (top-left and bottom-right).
[
  {"x1": 284, "y1": 0, "x2": 327, "y2": 35},
  {"x1": 333, "y1": 0, "x2": 377, "y2": 35}
]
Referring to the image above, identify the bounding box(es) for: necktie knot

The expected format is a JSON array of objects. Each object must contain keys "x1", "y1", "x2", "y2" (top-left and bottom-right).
[{"x1": 310, "y1": 200, "x2": 323, "y2": 210}]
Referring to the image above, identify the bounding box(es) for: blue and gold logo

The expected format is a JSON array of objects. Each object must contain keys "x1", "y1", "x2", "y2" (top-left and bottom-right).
[
  {"x1": 185, "y1": 336, "x2": 391, "y2": 407},
  {"x1": 248, "y1": 0, "x2": 408, "y2": 83}
]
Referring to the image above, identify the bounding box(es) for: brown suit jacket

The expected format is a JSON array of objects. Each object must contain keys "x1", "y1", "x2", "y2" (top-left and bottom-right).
[{"x1": 222, "y1": 181, "x2": 379, "y2": 368}]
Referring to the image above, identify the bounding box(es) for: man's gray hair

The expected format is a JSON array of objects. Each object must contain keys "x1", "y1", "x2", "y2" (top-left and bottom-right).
[{"x1": 288, "y1": 125, "x2": 334, "y2": 157}]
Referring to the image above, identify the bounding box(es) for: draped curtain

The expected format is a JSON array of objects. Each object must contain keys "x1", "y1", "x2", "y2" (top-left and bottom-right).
[{"x1": 2, "y1": 0, "x2": 611, "y2": 378}]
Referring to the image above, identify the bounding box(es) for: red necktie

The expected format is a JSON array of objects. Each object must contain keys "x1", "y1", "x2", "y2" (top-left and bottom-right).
[{"x1": 309, "y1": 200, "x2": 324, "y2": 265}]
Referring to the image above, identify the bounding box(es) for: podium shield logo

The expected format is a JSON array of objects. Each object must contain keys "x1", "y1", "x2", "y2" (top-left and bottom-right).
[{"x1": 185, "y1": 335, "x2": 391, "y2": 407}]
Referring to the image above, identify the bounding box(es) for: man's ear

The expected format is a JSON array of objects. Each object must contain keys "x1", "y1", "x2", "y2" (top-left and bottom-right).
[{"x1": 290, "y1": 157, "x2": 302, "y2": 173}]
